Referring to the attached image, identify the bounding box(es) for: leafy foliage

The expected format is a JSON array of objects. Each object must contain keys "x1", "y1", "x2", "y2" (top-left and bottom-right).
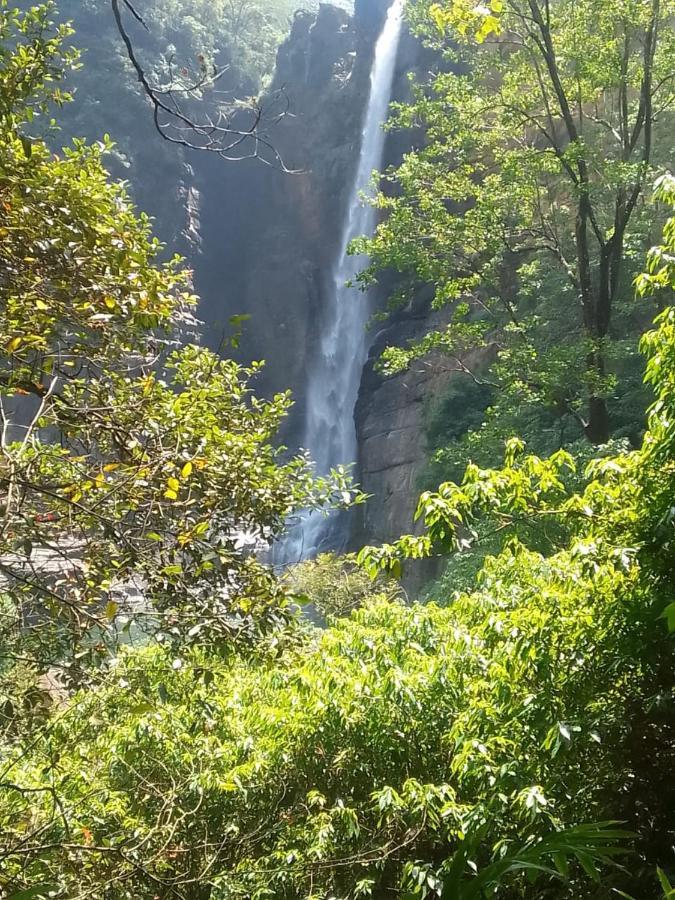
[
  {"x1": 2, "y1": 190, "x2": 674, "y2": 900},
  {"x1": 284, "y1": 552, "x2": 403, "y2": 620},
  {"x1": 0, "y1": 3, "x2": 357, "y2": 685},
  {"x1": 356, "y1": 0, "x2": 674, "y2": 448},
  {"x1": 359, "y1": 182, "x2": 675, "y2": 584},
  {"x1": 1, "y1": 555, "x2": 663, "y2": 897},
  {"x1": 421, "y1": 379, "x2": 495, "y2": 488}
]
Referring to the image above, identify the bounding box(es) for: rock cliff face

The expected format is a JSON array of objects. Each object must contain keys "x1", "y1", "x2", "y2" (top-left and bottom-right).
[
  {"x1": 353, "y1": 307, "x2": 454, "y2": 549},
  {"x1": 52, "y1": 0, "x2": 249, "y2": 257},
  {"x1": 194, "y1": 2, "x2": 389, "y2": 441},
  {"x1": 193, "y1": 1, "x2": 445, "y2": 562}
]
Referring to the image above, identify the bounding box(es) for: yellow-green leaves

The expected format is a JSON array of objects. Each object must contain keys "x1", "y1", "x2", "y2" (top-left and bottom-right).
[
  {"x1": 429, "y1": 1, "x2": 450, "y2": 30},
  {"x1": 428, "y1": 0, "x2": 502, "y2": 41},
  {"x1": 164, "y1": 464, "x2": 194, "y2": 500},
  {"x1": 5, "y1": 530, "x2": 663, "y2": 898},
  {"x1": 359, "y1": 441, "x2": 579, "y2": 576},
  {"x1": 105, "y1": 599, "x2": 118, "y2": 621}
]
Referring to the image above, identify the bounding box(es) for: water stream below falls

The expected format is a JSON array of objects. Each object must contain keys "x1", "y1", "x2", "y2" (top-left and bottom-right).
[{"x1": 281, "y1": 0, "x2": 406, "y2": 563}]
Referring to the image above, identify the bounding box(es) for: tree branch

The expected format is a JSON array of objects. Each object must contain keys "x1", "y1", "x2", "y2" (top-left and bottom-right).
[{"x1": 109, "y1": 0, "x2": 298, "y2": 170}]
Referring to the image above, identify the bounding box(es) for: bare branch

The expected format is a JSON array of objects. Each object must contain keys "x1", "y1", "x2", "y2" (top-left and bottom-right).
[{"x1": 109, "y1": 0, "x2": 299, "y2": 171}]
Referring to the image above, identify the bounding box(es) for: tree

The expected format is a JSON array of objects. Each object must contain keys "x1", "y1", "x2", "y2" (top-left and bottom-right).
[
  {"x1": 0, "y1": 2, "x2": 357, "y2": 684},
  {"x1": 284, "y1": 551, "x2": 402, "y2": 620},
  {"x1": 358, "y1": 173, "x2": 675, "y2": 595},
  {"x1": 2, "y1": 184, "x2": 674, "y2": 900},
  {"x1": 356, "y1": 0, "x2": 675, "y2": 444}
]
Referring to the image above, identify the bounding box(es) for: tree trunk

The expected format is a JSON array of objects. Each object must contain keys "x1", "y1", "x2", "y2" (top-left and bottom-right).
[
  {"x1": 584, "y1": 253, "x2": 613, "y2": 445},
  {"x1": 576, "y1": 202, "x2": 611, "y2": 444},
  {"x1": 586, "y1": 394, "x2": 610, "y2": 444}
]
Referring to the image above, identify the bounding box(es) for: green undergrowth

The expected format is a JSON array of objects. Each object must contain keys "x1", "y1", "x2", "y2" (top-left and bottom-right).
[{"x1": 3, "y1": 532, "x2": 672, "y2": 896}]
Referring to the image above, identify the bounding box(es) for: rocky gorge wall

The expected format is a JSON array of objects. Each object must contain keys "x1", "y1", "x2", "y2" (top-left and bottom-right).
[
  {"x1": 353, "y1": 308, "x2": 453, "y2": 550},
  {"x1": 194, "y1": 1, "x2": 392, "y2": 436},
  {"x1": 191, "y1": 1, "x2": 453, "y2": 564},
  {"x1": 30, "y1": 0, "x2": 453, "y2": 579}
]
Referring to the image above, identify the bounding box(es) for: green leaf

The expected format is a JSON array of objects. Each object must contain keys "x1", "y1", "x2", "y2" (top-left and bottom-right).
[
  {"x1": 552, "y1": 851, "x2": 570, "y2": 877},
  {"x1": 105, "y1": 600, "x2": 118, "y2": 620},
  {"x1": 576, "y1": 851, "x2": 601, "y2": 882},
  {"x1": 659, "y1": 602, "x2": 675, "y2": 633},
  {"x1": 8, "y1": 888, "x2": 57, "y2": 900},
  {"x1": 657, "y1": 868, "x2": 675, "y2": 898}
]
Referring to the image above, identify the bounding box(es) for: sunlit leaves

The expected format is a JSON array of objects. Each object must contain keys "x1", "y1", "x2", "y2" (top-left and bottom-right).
[
  {"x1": 2, "y1": 532, "x2": 660, "y2": 897},
  {"x1": 428, "y1": 0, "x2": 503, "y2": 42},
  {"x1": 358, "y1": 0, "x2": 673, "y2": 454},
  {"x1": 359, "y1": 441, "x2": 578, "y2": 575},
  {"x1": 0, "y1": 5, "x2": 360, "y2": 676},
  {"x1": 0, "y1": 1, "x2": 78, "y2": 127},
  {"x1": 636, "y1": 173, "x2": 675, "y2": 299}
]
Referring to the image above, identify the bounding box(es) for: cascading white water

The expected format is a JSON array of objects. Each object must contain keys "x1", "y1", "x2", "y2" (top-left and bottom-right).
[{"x1": 283, "y1": 0, "x2": 406, "y2": 562}]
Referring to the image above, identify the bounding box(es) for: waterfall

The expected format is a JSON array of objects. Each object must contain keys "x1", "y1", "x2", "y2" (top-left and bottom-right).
[{"x1": 282, "y1": 0, "x2": 406, "y2": 563}]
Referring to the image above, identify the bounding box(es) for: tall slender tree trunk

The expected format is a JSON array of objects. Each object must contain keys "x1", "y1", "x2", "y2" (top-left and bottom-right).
[
  {"x1": 577, "y1": 198, "x2": 612, "y2": 445},
  {"x1": 585, "y1": 248, "x2": 614, "y2": 444},
  {"x1": 586, "y1": 363, "x2": 611, "y2": 443}
]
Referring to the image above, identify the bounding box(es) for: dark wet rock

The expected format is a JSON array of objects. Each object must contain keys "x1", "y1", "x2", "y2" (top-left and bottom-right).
[{"x1": 193, "y1": 3, "x2": 373, "y2": 442}]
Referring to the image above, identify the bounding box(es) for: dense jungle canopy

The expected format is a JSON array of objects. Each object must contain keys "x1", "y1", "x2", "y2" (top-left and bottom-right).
[{"x1": 0, "y1": 0, "x2": 673, "y2": 898}]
